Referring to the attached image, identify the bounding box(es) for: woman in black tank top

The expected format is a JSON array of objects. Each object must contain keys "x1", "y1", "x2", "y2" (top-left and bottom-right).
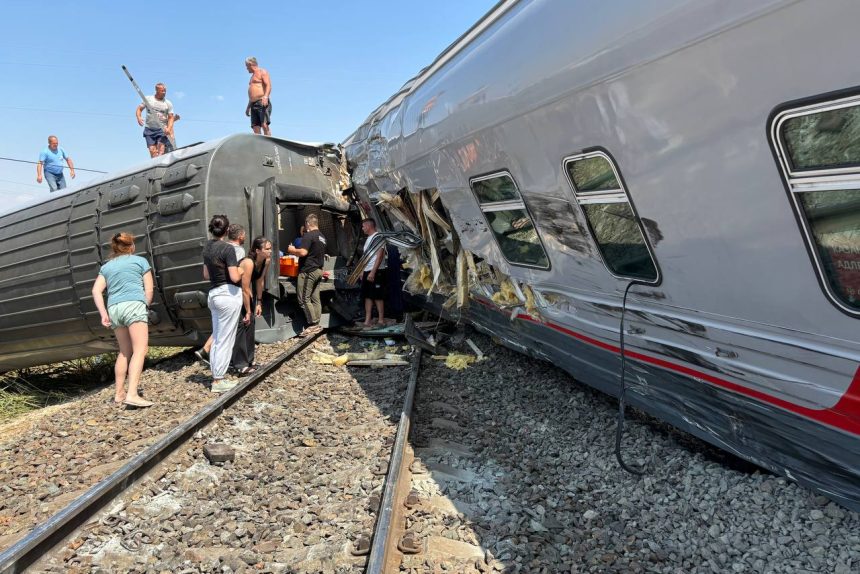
[{"x1": 232, "y1": 236, "x2": 272, "y2": 374}]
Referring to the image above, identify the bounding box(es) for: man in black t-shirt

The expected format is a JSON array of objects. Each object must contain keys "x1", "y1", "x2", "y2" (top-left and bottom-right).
[{"x1": 287, "y1": 214, "x2": 327, "y2": 337}]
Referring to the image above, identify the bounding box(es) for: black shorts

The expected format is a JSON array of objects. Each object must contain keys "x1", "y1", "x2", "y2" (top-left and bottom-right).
[
  {"x1": 250, "y1": 100, "x2": 272, "y2": 127},
  {"x1": 361, "y1": 268, "x2": 387, "y2": 301}
]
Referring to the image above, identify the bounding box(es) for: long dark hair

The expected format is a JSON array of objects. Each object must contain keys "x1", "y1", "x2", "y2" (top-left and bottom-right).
[
  {"x1": 208, "y1": 215, "x2": 229, "y2": 238},
  {"x1": 250, "y1": 236, "x2": 271, "y2": 262}
]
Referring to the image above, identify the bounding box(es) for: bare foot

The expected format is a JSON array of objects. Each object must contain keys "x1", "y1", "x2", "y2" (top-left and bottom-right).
[{"x1": 114, "y1": 395, "x2": 125, "y2": 404}]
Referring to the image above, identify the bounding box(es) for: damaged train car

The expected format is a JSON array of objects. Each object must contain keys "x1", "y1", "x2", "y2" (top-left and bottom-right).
[
  {"x1": 344, "y1": 0, "x2": 860, "y2": 509},
  {"x1": 0, "y1": 134, "x2": 359, "y2": 372}
]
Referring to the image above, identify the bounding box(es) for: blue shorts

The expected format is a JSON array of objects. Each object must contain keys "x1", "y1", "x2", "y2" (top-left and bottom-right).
[{"x1": 143, "y1": 127, "x2": 170, "y2": 147}]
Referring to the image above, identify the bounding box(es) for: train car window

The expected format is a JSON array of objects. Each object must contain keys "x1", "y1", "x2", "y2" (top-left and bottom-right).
[
  {"x1": 469, "y1": 173, "x2": 549, "y2": 269},
  {"x1": 772, "y1": 97, "x2": 860, "y2": 314},
  {"x1": 780, "y1": 106, "x2": 860, "y2": 172},
  {"x1": 564, "y1": 152, "x2": 658, "y2": 282}
]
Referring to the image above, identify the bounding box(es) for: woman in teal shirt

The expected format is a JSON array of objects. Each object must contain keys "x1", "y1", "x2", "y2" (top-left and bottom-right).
[{"x1": 92, "y1": 232, "x2": 154, "y2": 408}]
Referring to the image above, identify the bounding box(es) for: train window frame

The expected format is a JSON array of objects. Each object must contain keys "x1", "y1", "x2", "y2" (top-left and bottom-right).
[
  {"x1": 468, "y1": 171, "x2": 551, "y2": 270},
  {"x1": 562, "y1": 150, "x2": 660, "y2": 283},
  {"x1": 771, "y1": 94, "x2": 860, "y2": 317}
]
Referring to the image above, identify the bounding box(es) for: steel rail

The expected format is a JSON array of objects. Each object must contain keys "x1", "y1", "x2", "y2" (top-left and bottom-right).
[
  {"x1": 366, "y1": 348, "x2": 423, "y2": 573},
  {"x1": 0, "y1": 333, "x2": 321, "y2": 574}
]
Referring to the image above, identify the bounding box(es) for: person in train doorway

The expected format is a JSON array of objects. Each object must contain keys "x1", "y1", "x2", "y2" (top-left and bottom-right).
[
  {"x1": 245, "y1": 57, "x2": 272, "y2": 136},
  {"x1": 194, "y1": 224, "x2": 246, "y2": 366},
  {"x1": 359, "y1": 218, "x2": 389, "y2": 328},
  {"x1": 232, "y1": 236, "x2": 272, "y2": 374},
  {"x1": 202, "y1": 215, "x2": 244, "y2": 393},
  {"x1": 287, "y1": 214, "x2": 327, "y2": 337},
  {"x1": 36, "y1": 135, "x2": 75, "y2": 191},
  {"x1": 135, "y1": 82, "x2": 175, "y2": 158},
  {"x1": 91, "y1": 232, "x2": 154, "y2": 408}
]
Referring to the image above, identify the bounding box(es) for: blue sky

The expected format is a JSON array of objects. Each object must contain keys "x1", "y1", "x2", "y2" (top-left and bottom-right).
[{"x1": 0, "y1": 1, "x2": 496, "y2": 214}]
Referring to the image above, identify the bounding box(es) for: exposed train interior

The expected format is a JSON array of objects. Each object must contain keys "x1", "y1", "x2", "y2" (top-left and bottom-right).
[{"x1": 259, "y1": 193, "x2": 364, "y2": 342}]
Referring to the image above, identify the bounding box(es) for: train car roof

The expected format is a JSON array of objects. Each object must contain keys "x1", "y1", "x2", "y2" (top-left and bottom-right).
[{"x1": 3, "y1": 134, "x2": 331, "y2": 217}]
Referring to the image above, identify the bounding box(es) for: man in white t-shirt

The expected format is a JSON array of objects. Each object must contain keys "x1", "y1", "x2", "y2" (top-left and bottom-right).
[
  {"x1": 360, "y1": 218, "x2": 388, "y2": 328},
  {"x1": 135, "y1": 83, "x2": 175, "y2": 158}
]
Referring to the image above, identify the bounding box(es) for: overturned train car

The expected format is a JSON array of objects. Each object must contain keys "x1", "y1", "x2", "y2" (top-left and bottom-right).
[
  {"x1": 0, "y1": 134, "x2": 359, "y2": 372},
  {"x1": 345, "y1": 0, "x2": 860, "y2": 509}
]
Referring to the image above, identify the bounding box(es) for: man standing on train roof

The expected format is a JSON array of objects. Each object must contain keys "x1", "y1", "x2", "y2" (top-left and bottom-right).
[
  {"x1": 36, "y1": 135, "x2": 75, "y2": 192},
  {"x1": 287, "y1": 214, "x2": 326, "y2": 337},
  {"x1": 135, "y1": 83, "x2": 175, "y2": 158},
  {"x1": 245, "y1": 57, "x2": 272, "y2": 136}
]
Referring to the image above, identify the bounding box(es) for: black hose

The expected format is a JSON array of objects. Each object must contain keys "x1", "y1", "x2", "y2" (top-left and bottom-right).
[{"x1": 614, "y1": 280, "x2": 646, "y2": 475}]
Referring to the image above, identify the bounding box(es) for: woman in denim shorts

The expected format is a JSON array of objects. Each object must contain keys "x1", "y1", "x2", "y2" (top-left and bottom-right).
[{"x1": 92, "y1": 232, "x2": 154, "y2": 407}]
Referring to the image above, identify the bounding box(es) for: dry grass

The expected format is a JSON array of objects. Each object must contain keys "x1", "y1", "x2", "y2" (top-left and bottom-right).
[{"x1": 0, "y1": 347, "x2": 186, "y2": 424}]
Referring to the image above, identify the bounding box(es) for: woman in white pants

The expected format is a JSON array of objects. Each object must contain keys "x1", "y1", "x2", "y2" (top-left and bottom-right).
[{"x1": 202, "y1": 215, "x2": 244, "y2": 393}]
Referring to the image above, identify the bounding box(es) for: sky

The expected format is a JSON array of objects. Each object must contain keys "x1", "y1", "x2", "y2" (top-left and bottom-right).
[{"x1": 0, "y1": 1, "x2": 497, "y2": 214}]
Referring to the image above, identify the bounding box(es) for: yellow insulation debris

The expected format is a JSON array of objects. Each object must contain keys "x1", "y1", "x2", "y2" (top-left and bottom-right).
[
  {"x1": 333, "y1": 349, "x2": 386, "y2": 367},
  {"x1": 441, "y1": 353, "x2": 478, "y2": 370},
  {"x1": 491, "y1": 279, "x2": 521, "y2": 306},
  {"x1": 523, "y1": 285, "x2": 539, "y2": 318}
]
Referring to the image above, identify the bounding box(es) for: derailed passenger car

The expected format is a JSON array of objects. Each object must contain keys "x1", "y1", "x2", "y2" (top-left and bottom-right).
[
  {"x1": 345, "y1": 0, "x2": 860, "y2": 509},
  {"x1": 0, "y1": 134, "x2": 358, "y2": 372}
]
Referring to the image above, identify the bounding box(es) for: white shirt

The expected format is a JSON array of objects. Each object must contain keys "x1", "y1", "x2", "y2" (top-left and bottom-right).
[{"x1": 363, "y1": 232, "x2": 387, "y2": 272}]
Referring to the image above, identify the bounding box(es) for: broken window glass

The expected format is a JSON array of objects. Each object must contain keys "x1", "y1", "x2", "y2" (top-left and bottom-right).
[
  {"x1": 485, "y1": 209, "x2": 549, "y2": 268},
  {"x1": 798, "y1": 189, "x2": 860, "y2": 310},
  {"x1": 469, "y1": 173, "x2": 549, "y2": 269},
  {"x1": 782, "y1": 106, "x2": 860, "y2": 171},
  {"x1": 472, "y1": 175, "x2": 521, "y2": 204},
  {"x1": 565, "y1": 153, "x2": 658, "y2": 282},
  {"x1": 581, "y1": 202, "x2": 657, "y2": 281},
  {"x1": 568, "y1": 155, "x2": 621, "y2": 192}
]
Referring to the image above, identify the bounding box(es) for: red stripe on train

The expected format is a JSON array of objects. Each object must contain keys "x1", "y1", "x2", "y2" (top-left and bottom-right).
[{"x1": 472, "y1": 298, "x2": 860, "y2": 435}]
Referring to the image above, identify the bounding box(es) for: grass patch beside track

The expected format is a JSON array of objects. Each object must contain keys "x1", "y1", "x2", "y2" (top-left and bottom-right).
[{"x1": 0, "y1": 347, "x2": 187, "y2": 424}]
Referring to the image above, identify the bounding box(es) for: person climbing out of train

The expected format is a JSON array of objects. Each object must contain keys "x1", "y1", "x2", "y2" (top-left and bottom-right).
[
  {"x1": 231, "y1": 236, "x2": 272, "y2": 374},
  {"x1": 36, "y1": 135, "x2": 75, "y2": 192},
  {"x1": 359, "y1": 218, "x2": 389, "y2": 328},
  {"x1": 245, "y1": 57, "x2": 272, "y2": 136},
  {"x1": 287, "y1": 214, "x2": 327, "y2": 337},
  {"x1": 202, "y1": 215, "x2": 244, "y2": 393},
  {"x1": 91, "y1": 232, "x2": 154, "y2": 408},
  {"x1": 135, "y1": 82, "x2": 174, "y2": 158},
  {"x1": 194, "y1": 223, "x2": 246, "y2": 365}
]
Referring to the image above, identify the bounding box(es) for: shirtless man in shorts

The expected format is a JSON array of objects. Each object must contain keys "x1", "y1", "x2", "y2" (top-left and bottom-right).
[{"x1": 245, "y1": 57, "x2": 272, "y2": 136}]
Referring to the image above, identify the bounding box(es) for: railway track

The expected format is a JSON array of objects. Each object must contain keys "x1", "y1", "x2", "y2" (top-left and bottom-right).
[
  {"x1": 1, "y1": 329, "x2": 857, "y2": 573},
  {"x1": 0, "y1": 331, "x2": 436, "y2": 574}
]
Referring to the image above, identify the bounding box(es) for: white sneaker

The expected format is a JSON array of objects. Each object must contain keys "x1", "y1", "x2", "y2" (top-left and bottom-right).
[{"x1": 211, "y1": 379, "x2": 239, "y2": 393}]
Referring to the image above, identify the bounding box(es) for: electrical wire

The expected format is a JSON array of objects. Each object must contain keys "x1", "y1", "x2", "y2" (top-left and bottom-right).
[
  {"x1": 0, "y1": 105, "x2": 247, "y2": 125},
  {"x1": 0, "y1": 157, "x2": 106, "y2": 173},
  {"x1": 614, "y1": 279, "x2": 647, "y2": 476}
]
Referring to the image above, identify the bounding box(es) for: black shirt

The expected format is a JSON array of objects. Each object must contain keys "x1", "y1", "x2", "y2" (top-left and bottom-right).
[
  {"x1": 203, "y1": 239, "x2": 238, "y2": 287},
  {"x1": 299, "y1": 229, "x2": 326, "y2": 273}
]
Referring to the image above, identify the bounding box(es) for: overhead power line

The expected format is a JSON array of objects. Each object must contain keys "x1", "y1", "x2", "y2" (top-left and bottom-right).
[
  {"x1": 0, "y1": 105, "x2": 247, "y2": 125},
  {"x1": 0, "y1": 157, "x2": 107, "y2": 174}
]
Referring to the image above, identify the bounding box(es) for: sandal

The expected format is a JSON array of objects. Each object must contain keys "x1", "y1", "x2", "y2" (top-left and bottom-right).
[{"x1": 238, "y1": 366, "x2": 259, "y2": 376}]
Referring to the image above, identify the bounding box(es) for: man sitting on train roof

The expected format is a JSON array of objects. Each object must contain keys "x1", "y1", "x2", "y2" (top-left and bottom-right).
[{"x1": 135, "y1": 82, "x2": 175, "y2": 158}]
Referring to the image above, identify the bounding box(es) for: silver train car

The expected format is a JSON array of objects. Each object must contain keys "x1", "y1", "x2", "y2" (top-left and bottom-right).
[
  {"x1": 344, "y1": 0, "x2": 860, "y2": 509},
  {"x1": 0, "y1": 134, "x2": 358, "y2": 372}
]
